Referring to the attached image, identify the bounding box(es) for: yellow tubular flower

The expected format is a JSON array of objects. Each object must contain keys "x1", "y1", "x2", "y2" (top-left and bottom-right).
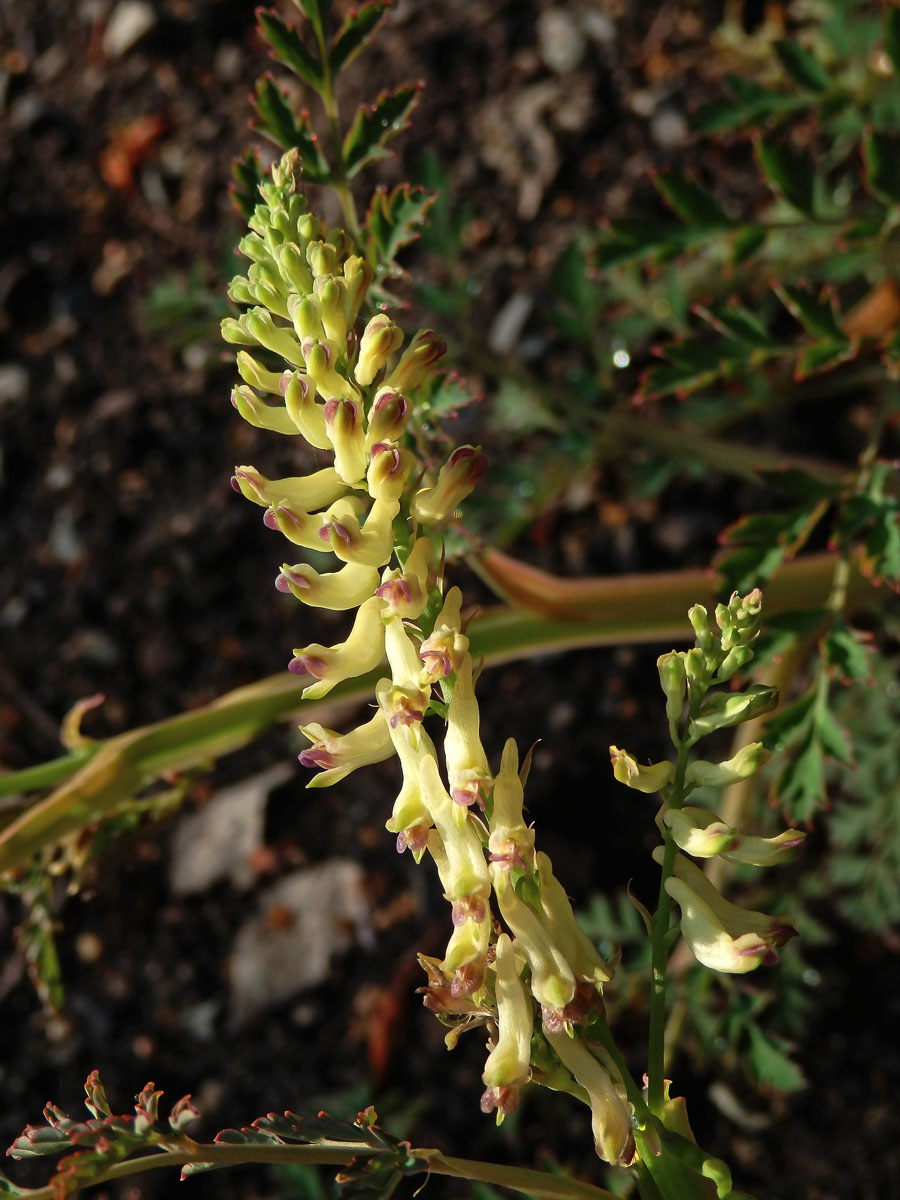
[
  {"x1": 660, "y1": 850, "x2": 797, "y2": 973},
  {"x1": 231, "y1": 386, "x2": 299, "y2": 435},
  {"x1": 377, "y1": 537, "x2": 434, "y2": 620},
  {"x1": 318, "y1": 497, "x2": 400, "y2": 568},
  {"x1": 419, "y1": 587, "x2": 468, "y2": 682},
  {"x1": 290, "y1": 594, "x2": 387, "y2": 699},
  {"x1": 662, "y1": 808, "x2": 736, "y2": 858},
  {"x1": 276, "y1": 560, "x2": 380, "y2": 610},
  {"x1": 298, "y1": 710, "x2": 394, "y2": 787},
  {"x1": 284, "y1": 372, "x2": 331, "y2": 449},
  {"x1": 487, "y1": 739, "x2": 535, "y2": 871},
  {"x1": 481, "y1": 934, "x2": 533, "y2": 1119},
  {"x1": 544, "y1": 1028, "x2": 635, "y2": 1167},
  {"x1": 609, "y1": 746, "x2": 674, "y2": 793},
  {"x1": 445, "y1": 656, "x2": 493, "y2": 814},
  {"x1": 535, "y1": 852, "x2": 611, "y2": 992},
  {"x1": 491, "y1": 866, "x2": 576, "y2": 1013},
  {"x1": 231, "y1": 465, "x2": 346, "y2": 512}
]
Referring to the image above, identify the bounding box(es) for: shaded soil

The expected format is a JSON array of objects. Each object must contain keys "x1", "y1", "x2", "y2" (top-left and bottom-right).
[{"x1": 1, "y1": 2, "x2": 898, "y2": 1198}]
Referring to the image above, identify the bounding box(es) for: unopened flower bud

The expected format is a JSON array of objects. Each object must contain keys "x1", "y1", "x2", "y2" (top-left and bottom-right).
[
  {"x1": 688, "y1": 603, "x2": 714, "y2": 653},
  {"x1": 287, "y1": 292, "x2": 323, "y2": 341},
  {"x1": 367, "y1": 442, "x2": 415, "y2": 504},
  {"x1": 315, "y1": 275, "x2": 348, "y2": 348},
  {"x1": 689, "y1": 684, "x2": 778, "y2": 739},
  {"x1": 302, "y1": 338, "x2": 358, "y2": 401},
  {"x1": 657, "y1": 651, "x2": 687, "y2": 735},
  {"x1": 386, "y1": 329, "x2": 446, "y2": 390},
  {"x1": 609, "y1": 746, "x2": 674, "y2": 794},
  {"x1": 685, "y1": 741, "x2": 769, "y2": 788},
  {"x1": 420, "y1": 588, "x2": 468, "y2": 681},
  {"x1": 244, "y1": 307, "x2": 305, "y2": 366},
  {"x1": 283, "y1": 372, "x2": 330, "y2": 449},
  {"x1": 722, "y1": 827, "x2": 806, "y2": 867},
  {"x1": 324, "y1": 398, "x2": 367, "y2": 484},
  {"x1": 275, "y1": 241, "x2": 313, "y2": 294},
  {"x1": 488, "y1": 740, "x2": 534, "y2": 869},
  {"x1": 355, "y1": 315, "x2": 405, "y2": 386},
  {"x1": 366, "y1": 388, "x2": 410, "y2": 447},
  {"x1": 377, "y1": 536, "x2": 434, "y2": 619},
  {"x1": 411, "y1": 446, "x2": 487, "y2": 525},
  {"x1": 343, "y1": 255, "x2": 373, "y2": 323},
  {"x1": 306, "y1": 239, "x2": 339, "y2": 278}
]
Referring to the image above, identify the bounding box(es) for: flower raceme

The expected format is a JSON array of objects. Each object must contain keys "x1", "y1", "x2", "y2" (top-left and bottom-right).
[{"x1": 224, "y1": 150, "x2": 626, "y2": 1154}]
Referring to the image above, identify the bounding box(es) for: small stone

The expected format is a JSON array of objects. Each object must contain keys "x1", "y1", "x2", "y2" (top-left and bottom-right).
[
  {"x1": 0, "y1": 363, "x2": 28, "y2": 407},
  {"x1": 651, "y1": 108, "x2": 689, "y2": 150},
  {"x1": 537, "y1": 8, "x2": 586, "y2": 74},
  {"x1": 102, "y1": 1, "x2": 156, "y2": 58}
]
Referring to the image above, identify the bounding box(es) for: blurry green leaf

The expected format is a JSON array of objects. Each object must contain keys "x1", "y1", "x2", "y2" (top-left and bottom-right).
[
  {"x1": 231, "y1": 148, "x2": 265, "y2": 220},
  {"x1": 258, "y1": 10, "x2": 323, "y2": 90},
  {"x1": 745, "y1": 1023, "x2": 806, "y2": 1092},
  {"x1": 753, "y1": 607, "x2": 828, "y2": 663},
  {"x1": 694, "y1": 301, "x2": 776, "y2": 349},
  {"x1": 716, "y1": 502, "x2": 827, "y2": 592},
  {"x1": 694, "y1": 75, "x2": 803, "y2": 133},
  {"x1": 730, "y1": 224, "x2": 768, "y2": 266},
  {"x1": 252, "y1": 76, "x2": 330, "y2": 181},
  {"x1": 774, "y1": 282, "x2": 846, "y2": 340},
  {"x1": 823, "y1": 619, "x2": 872, "y2": 683},
  {"x1": 862, "y1": 506, "x2": 900, "y2": 587},
  {"x1": 885, "y1": 6, "x2": 900, "y2": 74},
  {"x1": 815, "y1": 704, "x2": 852, "y2": 765},
  {"x1": 654, "y1": 172, "x2": 733, "y2": 228},
  {"x1": 863, "y1": 130, "x2": 900, "y2": 204},
  {"x1": 795, "y1": 339, "x2": 855, "y2": 379},
  {"x1": 775, "y1": 728, "x2": 825, "y2": 823},
  {"x1": 774, "y1": 40, "x2": 830, "y2": 94},
  {"x1": 329, "y1": 0, "x2": 387, "y2": 74},
  {"x1": 490, "y1": 378, "x2": 561, "y2": 436},
  {"x1": 294, "y1": 0, "x2": 331, "y2": 30},
  {"x1": 757, "y1": 137, "x2": 816, "y2": 215},
  {"x1": 365, "y1": 184, "x2": 435, "y2": 282},
  {"x1": 756, "y1": 467, "x2": 844, "y2": 502},
  {"x1": 343, "y1": 84, "x2": 422, "y2": 178}
]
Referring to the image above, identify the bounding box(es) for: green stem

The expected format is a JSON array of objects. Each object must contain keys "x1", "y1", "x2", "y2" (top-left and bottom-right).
[
  {"x1": 311, "y1": 14, "x2": 361, "y2": 242},
  {"x1": 12, "y1": 1142, "x2": 617, "y2": 1200},
  {"x1": 645, "y1": 739, "x2": 691, "y2": 1117}
]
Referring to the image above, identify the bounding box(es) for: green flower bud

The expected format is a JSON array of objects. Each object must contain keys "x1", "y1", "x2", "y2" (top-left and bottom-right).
[
  {"x1": 315, "y1": 275, "x2": 348, "y2": 348},
  {"x1": 685, "y1": 741, "x2": 769, "y2": 788},
  {"x1": 657, "y1": 651, "x2": 687, "y2": 734},
  {"x1": 274, "y1": 241, "x2": 313, "y2": 294},
  {"x1": 287, "y1": 292, "x2": 323, "y2": 342},
  {"x1": 244, "y1": 307, "x2": 305, "y2": 366},
  {"x1": 689, "y1": 685, "x2": 778, "y2": 739},
  {"x1": 688, "y1": 603, "x2": 714, "y2": 653}
]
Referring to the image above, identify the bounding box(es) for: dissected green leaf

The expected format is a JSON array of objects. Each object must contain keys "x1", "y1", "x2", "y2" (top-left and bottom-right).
[
  {"x1": 258, "y1": 10, "x2": 323, "y2": 90},
  {"x1": 774, "y1": 40, "x2": 830, "y2": 94},
  {"x1": 823, "y1": 619, "x2": 872, "y2": 683},
  {"x1": 231, "y1": 148, "x2": 265, "y2": 220},
  {"x1": 815, "y1": 703, "x2": 853, "y2": 764},
  {"x1": 365, "y1": 184, "x2": 435, "y2": 282},
  {"x1": 293, "y1": 0, "x2": 332, "y2": 31},
  {"x1": 794, "y1": 339, "x2": 855, "y2": 379},
  {"x1": 730, "y1": 223, "x2": 768, "y2": 266},
  {"x1": 774, "y1": 283, "x2": 846, "y2": 341},
  {"x1": 343, "y1": 83, "x2": 423, "y2": 178},
  {"x1": 654, "y1": 171, "x2": 733, "y2": 228},
  {"x1": 694, "y1": 75, "x2": 804, "y2": 133},
  {"x1": 330, "y1": 0, "x2": 387, "y2": 74},
  {"x1": 757, "y1": 136, "x2": 816, "y2": 215},
  {"x1": 694, "y1": 301, "x2": 777, "y2": 349},
  {"x1": 863, "y1": 130, "x2": 900, "y2": 205},
  {"x1": 775, "y1": 727, "x2": 825, "y2": 823},
  {"x1": 745, "y1": 1022, "x2": 806, "y2": 1092},
  {"x1": 862, "y1": 506, "x2": 900, "y2": 587},
  {"x1": 252, "y1": 75, "x2": 330, "y2": 181},
  {"x1": 716, "y1": 501, "x2": 828, "y2": 592}
]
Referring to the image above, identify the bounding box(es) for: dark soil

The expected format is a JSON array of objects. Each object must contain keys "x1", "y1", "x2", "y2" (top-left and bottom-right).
[{"x1": 1, "y1": 2, "x2": 898, "y2": 1199}]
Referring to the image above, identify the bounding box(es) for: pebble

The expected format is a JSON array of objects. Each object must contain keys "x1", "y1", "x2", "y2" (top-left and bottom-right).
[
  {"x1": 102, "y1": 1, "x2": 156, "y2": 58},
  {"x1": 537, "y1": 8, "x2": 586, "y2": 74},
  {"x1": 0, "y1": 363, "x2": 28, "y2": 407}
]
